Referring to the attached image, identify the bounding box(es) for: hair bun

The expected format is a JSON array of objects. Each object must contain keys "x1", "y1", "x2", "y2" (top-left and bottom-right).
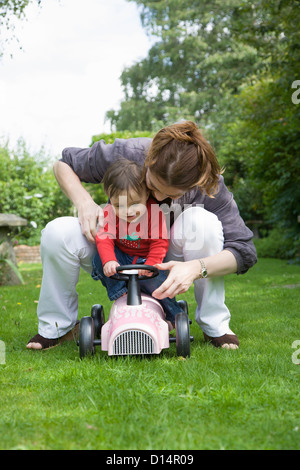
[{"x1": 146, "y1": 120, "x2": 221, "y2": 197}]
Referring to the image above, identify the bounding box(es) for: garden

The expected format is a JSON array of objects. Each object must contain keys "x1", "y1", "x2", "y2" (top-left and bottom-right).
[
  {"x1": 1, "y1": 0, "x2": 300, "y2": 452},
  {"x1": 0, "y1": 257, "x2": 299, "y2": 450}
]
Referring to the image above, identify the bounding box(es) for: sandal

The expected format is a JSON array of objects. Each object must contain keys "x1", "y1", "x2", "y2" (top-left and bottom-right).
[
  {"x1": 27, "y1": 322, "x2": 79, "y2": 350},
  {"x1": 203, "y1": 332, "x2": 239, "y2": 349},
  {"x1": 27, "y1": 334, "x2": 59, "y2": 350}
]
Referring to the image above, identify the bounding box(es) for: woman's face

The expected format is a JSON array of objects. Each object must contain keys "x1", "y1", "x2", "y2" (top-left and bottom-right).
[{"x1": 145, "y1": 169, "x2": 187, "y2": 201}]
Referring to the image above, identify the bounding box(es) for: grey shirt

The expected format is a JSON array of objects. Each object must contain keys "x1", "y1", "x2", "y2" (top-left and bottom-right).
[{"x1": 61, "y1": 137, "x2": 257, "y2": 274}]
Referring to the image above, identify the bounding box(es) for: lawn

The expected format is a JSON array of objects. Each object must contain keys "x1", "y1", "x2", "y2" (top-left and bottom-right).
[{"x1": 0, "y1": 258, "x2": 299, "y2": 450}]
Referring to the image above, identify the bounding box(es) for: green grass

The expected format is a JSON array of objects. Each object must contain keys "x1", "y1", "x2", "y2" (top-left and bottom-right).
[{"x1": 0, "y1": 259, "x2": 300, "y2": 450}]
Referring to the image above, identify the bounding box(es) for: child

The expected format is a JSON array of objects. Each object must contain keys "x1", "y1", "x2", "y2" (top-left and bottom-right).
[{"x1": 91, "y1": 159, "x2": 183, "y2": 328}]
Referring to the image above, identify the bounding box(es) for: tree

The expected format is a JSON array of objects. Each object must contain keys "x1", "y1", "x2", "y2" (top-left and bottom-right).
[
  {"x1": 0, "y1": 0, "x2": 41, "y2": 57},
  {"x1": 106, "y1": 0, "x2": 261, "y2": 131},
  {"x1": 222, "y1": 79, "x2": 300, "y2": 252}
]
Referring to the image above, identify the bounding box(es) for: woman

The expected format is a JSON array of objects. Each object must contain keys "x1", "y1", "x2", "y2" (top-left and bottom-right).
[{"x1": 27, "y1": 121, "x2": 257, "y2": 351}]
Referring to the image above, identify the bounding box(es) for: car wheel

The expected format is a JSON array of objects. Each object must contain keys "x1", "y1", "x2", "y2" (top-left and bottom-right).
[
  {"x1": 177, "y1": 299, "x2": 188, "y2": 314},
  {"x1": 175, "y1": 312, "x2": 191, "y2": 358},
  {"x1": 79, "y1": 316, "x2": 95, "y2": 359},
  {"x1": 91, "y1": 304, "x2": 105, "y2": 339}
]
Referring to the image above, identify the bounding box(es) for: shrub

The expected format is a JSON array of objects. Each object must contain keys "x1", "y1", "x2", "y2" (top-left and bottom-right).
[
  {"x1": 0, "y1": 140, "x2": 72, "y2": 245},
  {"x1": 254, "y1": 228, "x2": 296, "y2": 260}
]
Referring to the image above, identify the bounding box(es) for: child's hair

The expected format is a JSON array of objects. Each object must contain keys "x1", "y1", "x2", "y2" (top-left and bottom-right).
[
  {"x1": 144, "y1": 120, "x2": 222, "y2": 197},
  {"x1": 102, "y1": 158, "x2": 147, "y2": 199}
]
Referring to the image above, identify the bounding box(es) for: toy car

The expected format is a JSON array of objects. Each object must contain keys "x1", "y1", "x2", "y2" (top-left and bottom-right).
[{"x1": 78, "y1": 264, "x2": 193, "y2": 359}]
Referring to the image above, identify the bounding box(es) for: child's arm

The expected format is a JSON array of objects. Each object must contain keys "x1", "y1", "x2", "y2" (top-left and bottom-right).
[{"x1": 95, "y1": 204, "x2": 118, "y2": 272}]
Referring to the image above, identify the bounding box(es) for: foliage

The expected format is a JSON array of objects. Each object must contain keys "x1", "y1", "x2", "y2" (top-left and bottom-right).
[
  {"x1": 107, "y1": 0, "x2": 263, "y2": 131},
  {"x1": 232, "y1": 81, "x2": 299, "y2": 247},
  {"x1": 114, "y1": 0, "x2": 300, "y2": 130},
  {"x1": 90, "y1": 129, "x2": 153, "y2": 146},
  {"x1": 211, "y1": 68, "x2": 300, "y2": 256},
  {"x1": 0, "y1": 140, "x2": 72, "y2": 245},
  {"x1": 212, "y1": 78, "x2": 300, "y2": 250},
  {"x1": 0, "y1": 0, "x2": 41, "y2": 57},
  {"x1": 254, "y1": 228, "x2": 296, "y2": 260},
  {"x1": 0, "y1": 259, "x2": 300, "y2": 449},
  {"x1": 0, "y1": 0, "x2": 37, "y2": 25},
  {"x1": 0, "y1": 0, "x2": 40, "y2": 18}
]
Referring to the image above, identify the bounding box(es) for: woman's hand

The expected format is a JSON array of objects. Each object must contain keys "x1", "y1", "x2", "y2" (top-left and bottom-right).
[
  {"x1": 152, "y1": 260, "x2": 200, "y2": 299},
  {"x1": 53, "y1": 161, "x2": 104, "y2": 244},
  {"x1": 77, "y1": 200, "x2": 104, "y2": 244},
  {"x1": 138, "y1": 269, "x2": 153, "y2": 277}
]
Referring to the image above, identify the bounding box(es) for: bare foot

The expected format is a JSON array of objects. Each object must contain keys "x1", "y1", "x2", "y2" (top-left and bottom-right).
[{"x1": 26, "y1": 342, "x2": 42, "y2": 350}]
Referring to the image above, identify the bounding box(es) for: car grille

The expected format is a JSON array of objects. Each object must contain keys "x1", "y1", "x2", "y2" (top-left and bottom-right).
[{"x1": 112, "y1": 330, "x2": 155, "y2": 355}]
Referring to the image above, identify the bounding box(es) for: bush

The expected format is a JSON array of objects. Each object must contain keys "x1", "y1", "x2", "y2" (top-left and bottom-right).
[
  {"x1": 254, "y1": 228, "x2": 296, "y2": 260},
  {"x1": 90, "y1": 130, "x2": 153, "y2": 146},
  {"x1": 0, "y1": 140, "x2": 72, "y2": 245}
]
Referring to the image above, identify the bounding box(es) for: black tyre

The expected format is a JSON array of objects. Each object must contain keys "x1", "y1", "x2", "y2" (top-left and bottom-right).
[
  {"x1": 91, "y1": 304, "x2": 105, "y2": 339},
  {"x1": 79, "y1": 316, "x2": 95, "y2": 359},
  {"x1": 175, "y1": 312, "x2": 191, "y2": 358},
  {"x1": 177, "y1": 300, "x2": 192, "y2": 325},
  {"x1": 177, "y1": 299, "x2": 188, "y2": 314}
]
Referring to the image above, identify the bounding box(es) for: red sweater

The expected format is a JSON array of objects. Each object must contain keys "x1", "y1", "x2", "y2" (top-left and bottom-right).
[{"x1": 96, "y1": 197, "x2": 169, "y2": 266}]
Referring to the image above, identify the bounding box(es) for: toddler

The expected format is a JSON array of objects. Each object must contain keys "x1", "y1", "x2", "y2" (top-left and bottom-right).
[{"x1": 91, "y1": 158, "x2": 183, "y2": 327}]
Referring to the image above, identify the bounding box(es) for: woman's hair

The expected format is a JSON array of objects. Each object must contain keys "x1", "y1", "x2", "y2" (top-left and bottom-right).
[
  {"x1": 102, "y1": 158, "x2": 147, "y2": 199},
  {"x1": 145, "y1": 120, "x2": 222, "y2": 197}
]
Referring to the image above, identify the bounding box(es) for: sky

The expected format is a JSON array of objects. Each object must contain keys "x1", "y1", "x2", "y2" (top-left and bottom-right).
[{"x1": 0, "y1": 0, "x2": 154, "y2": 157}]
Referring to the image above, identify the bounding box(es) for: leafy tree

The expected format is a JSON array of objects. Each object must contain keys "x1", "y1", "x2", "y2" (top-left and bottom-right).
[
  {"x1": 0, "y1": 0, "x2": 39, "y2": 23},
  {"x1": 107, "y1": 0, "x2": 261, "y2": 131},
  {"x1": 0, "y1": 0, "x2": 42, "y2": 56},
  {"x1": 223, "y1": 79, "x2": 300, "y2": 253},
  {"x1": 211, "y1": 0, "x2": 300, "y2": 254}
]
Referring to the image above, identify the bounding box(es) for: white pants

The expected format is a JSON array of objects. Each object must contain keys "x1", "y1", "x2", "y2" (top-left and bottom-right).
[{"x1": 37, "y1": 207, "x2": 232, "y2": 338}]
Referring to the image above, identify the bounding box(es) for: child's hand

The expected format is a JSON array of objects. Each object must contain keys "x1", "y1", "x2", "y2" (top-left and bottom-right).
[{"x1": 104, "y1": 261, "x2": 120, "y2": 277}]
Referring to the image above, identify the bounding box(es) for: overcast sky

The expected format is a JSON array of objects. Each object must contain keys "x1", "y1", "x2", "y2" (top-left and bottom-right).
[{"x1": 0, "y1": 0, "x2": 153, "y2": 157}]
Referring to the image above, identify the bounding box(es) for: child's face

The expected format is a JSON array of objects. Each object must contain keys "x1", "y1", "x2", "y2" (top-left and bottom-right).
[{"x1": 110, "y1": 188, "x2": 149, "y2": 222}]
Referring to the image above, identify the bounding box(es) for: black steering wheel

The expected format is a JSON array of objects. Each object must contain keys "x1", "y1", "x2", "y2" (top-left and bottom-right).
[{"x1": 111, "y1": 264, "x2": 159, "y2": 282}]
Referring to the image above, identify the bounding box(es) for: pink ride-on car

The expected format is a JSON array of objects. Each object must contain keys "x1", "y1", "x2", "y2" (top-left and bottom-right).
[{"x1": 78, "y1": 265, "x2": 193, "y2": 359}]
